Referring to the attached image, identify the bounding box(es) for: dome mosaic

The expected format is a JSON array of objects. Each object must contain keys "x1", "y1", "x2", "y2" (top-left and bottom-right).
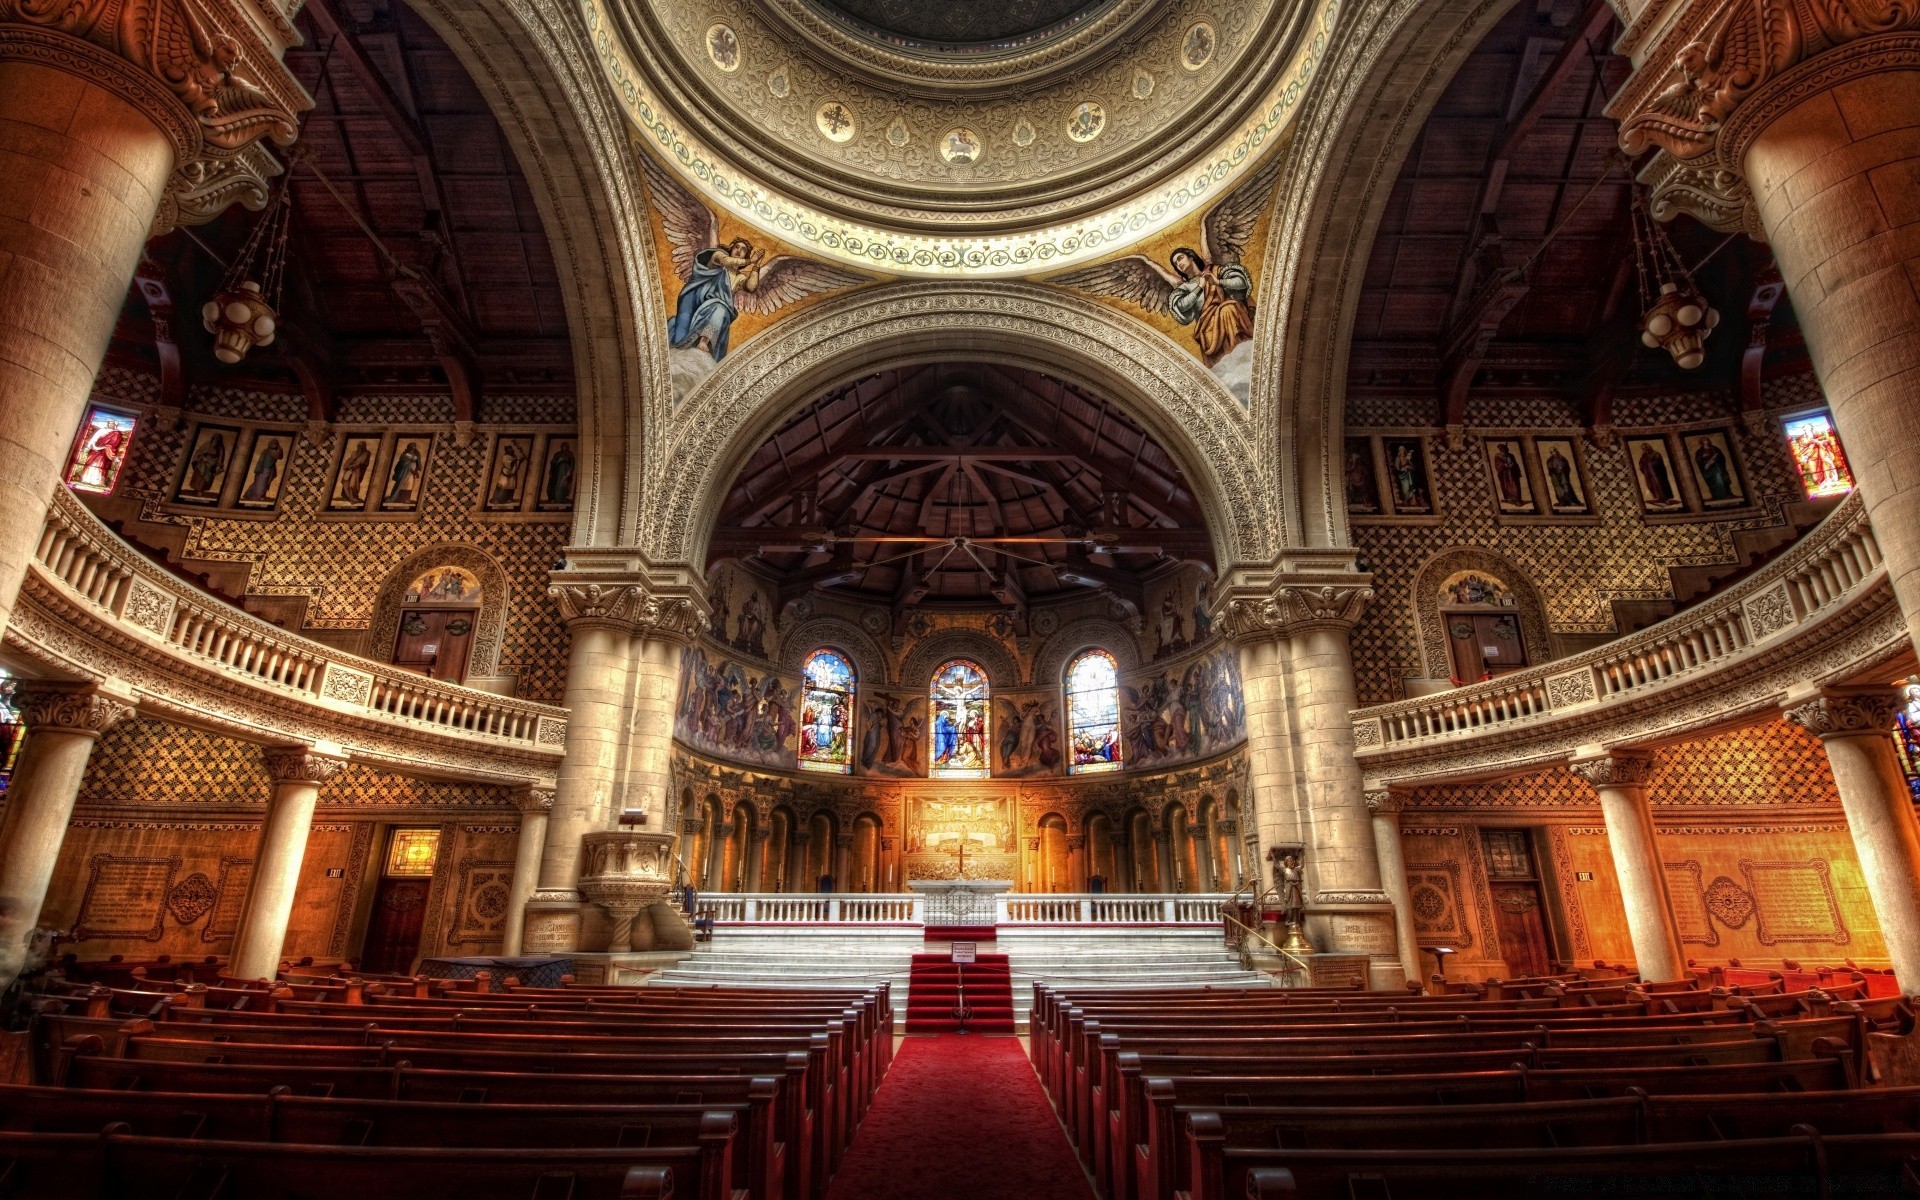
[{"x1": 806, "y1": 0, "x2": 1118, "y2": 50}]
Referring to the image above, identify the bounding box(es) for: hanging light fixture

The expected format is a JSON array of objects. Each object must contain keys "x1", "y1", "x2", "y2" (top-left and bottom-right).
[
  {"x1": 202, "y1": 172, "x2": 294, "y2": 365},
  {"x1": 1630, "y1": 188, "x2": 1719, "y2": 370}
]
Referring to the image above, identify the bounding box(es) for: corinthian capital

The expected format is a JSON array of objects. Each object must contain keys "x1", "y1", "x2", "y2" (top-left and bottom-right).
[
  {"x1": 1213, "y1": 572, "x2": 1374, "y2": 643},
  {"x1": 262, "y1": 745, "x2": 347, "y2": 785},
  {"x1": 0, "y1": 0, "x2": 311, "y2": 233},
  {"x1": 16, "y1": 683, "x2": 136, "y2": 736},
  {"x1": 1785, "y1": 689, "x2": 1901, "y2": 741},
  {"x1": 549, "y1": 562, "x2": 710, "y2": 642},
  {"x1": 1363, "y1": 788, "x2": 1401, "y2": 816},
  {"x1": 512, "y1": 784, "x2": 557, "y2": 815},
  {"x1": 1568, "y1": 751, "x2": 1656, "y2": 790},
  {"x1": 1605, "y1": 3, "x2": 1920, "y2": 231}
]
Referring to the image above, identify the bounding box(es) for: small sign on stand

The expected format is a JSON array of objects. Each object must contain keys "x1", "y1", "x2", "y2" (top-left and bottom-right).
[{"x1": 950, "y1": 941, "x2": 977, "y2": 964}]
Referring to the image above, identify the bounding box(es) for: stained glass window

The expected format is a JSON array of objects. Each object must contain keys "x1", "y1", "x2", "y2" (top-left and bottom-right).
[
  {"x1": 799, "y1": 649, "x2": 856, "y2": 774},
  {"x1": 1066, "y1": 649, "x2": 1123, "y2": 774},
  {"x1": 64, "y1": 405, "x2": 138, "y2": 496},
  {"x1": 929, "y1": 659, "x2": 990, "y2": 778},
  {"x1": 1895, "y1": 678, "x2": 1920, "y2": 805},
  {"x1": 1783, "y1": 412, "x2": 1855, "y2": 500},
  {"x1": 385, "y1": 828, "x2": 441, "y2": 877}
]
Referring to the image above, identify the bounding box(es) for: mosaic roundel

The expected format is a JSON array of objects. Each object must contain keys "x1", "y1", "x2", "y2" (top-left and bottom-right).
[
  {"x1": 940, "y1": 128, "x2": 983, "y2": 164},
  {"x1": 167, "y1": 872, "x2": 217, "y2": 924},
  {"x1": 1411, "y1": 885, "x2": 1446, "y2": 922},
  {"x1": 705, "y1": 24, "x2": 741, "y2": 72},
  {"x1": 817, "y1": 100, "x2": 858, "y2": 142},
  {"x1": 1704, "y1": 875, "x2": 1756, "y2": 928},
  {"x1": 474, "y1": 882, "x2": 510, "y2": 921},
  {"x1": 1180, "y1": 21, "x2": 1216, "y2": 70},
  {"x1": 1066, "y1": 101, "x2": 1105, "y2": 143}
]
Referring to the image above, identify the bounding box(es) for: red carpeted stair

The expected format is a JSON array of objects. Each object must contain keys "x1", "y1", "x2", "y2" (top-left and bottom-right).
[
  {"x1": 905, "y1": 952, "x2": 1015, "y2": 1035},
  {"x1": 922, "y1": 925, "x2": 996, "y2": 942},
  {"x1": 825, "y1": 1035, "x2": 1096, "y2": 1200}
]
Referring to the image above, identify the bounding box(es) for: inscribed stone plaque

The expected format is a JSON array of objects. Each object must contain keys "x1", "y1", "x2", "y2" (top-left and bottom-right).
[
  {"x1": 1331, "y1": 913, "x2": 1398, "y2": 955},
  {"x1": 1663, "y1": 860, "x2": 1717, "y2": 946},
  {"x1": 1741, "y1": 860, "x2": 1849, "y2": 946},
  {"x1": 203, "y1": 857, "x2": 254, "y2": 943},
  {"x1": 521, "y1": 909, "x2": 579, "y2": 954},
  {"x1": 1305, "y1": 953, "x2": 1370, "y2": 989},
  {"x1": 72, "y1": 856, "x2": 179, "y2": 942}
]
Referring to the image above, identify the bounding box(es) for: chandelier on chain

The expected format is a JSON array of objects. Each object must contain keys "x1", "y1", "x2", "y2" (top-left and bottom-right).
[
  {"x1": 1630, "y1": 187, "x2": 1719, "y2": 370},
  {"x1": 202, "y1": 171, "x2": 294, "y2": 364}
]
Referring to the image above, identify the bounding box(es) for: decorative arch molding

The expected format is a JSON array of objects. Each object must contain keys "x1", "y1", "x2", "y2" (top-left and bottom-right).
[
  {"x1": 1410, "y1": 547, "x2": 1552, "y2": 681},
  {"x1": 899, "y1": 631, "x2": 1024, "y2": 691},
  {"x1": 1253, "y1": 0, "x2": 1519, "y2": 548},
  {"x1": 778, "y1": 617, "x2": 890, "y2": 688},
  {"x1": 367, "y1": 545, "x2": 514, "y2": 680},
  {"x1": 401, "y1": 0, "x2": 665, "y2": 548},
  {"x1": 648, "y1": 282, "x2": 1275, "y2": 569},
  {"x1": 1033, "y1": 618, "x2": 1144, "y2": 686}
]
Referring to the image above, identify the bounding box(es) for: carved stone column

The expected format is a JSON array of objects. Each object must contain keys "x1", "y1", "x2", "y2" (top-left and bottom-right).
[
  {"x1": 833, "y1": 834, "x2": 854, "y2": 892},
  {"x1": 1151, "y1": 828, "x2": 1175, "y2": 894},
  {"x1": 1364, "y1": 789, "x2": 1423, "y2": 987},
  {"x1": 1187, "y1": 828, "x2": 1215, "y2": 892},
  {"x1": 1569, "y1": 750, "x2": 1686, "y2": 982},
  {"x1": 0, "y1": 0, "x2": 305, "y2": 643},
  {"x1": 1065, "y1": 834, "x2": 1089, "y2": 892},
  {"x1": 1611, "y1": 10, "x2": 1920, "y2": 651},
  {"x1": 678, "y1": 815, "x2": 708, "y2": 889},
  {"x1": 786, "y1": 829, "x2": 813, "y2": 893},
  {"x1": 577, "y1": 831, "x2": 690, "y2": 953},
  {"x1": 230, "y1": 746, "x2": 345, "y2": 981},
  {"x1": 744, "y1": 830, "x2": 770, "y2": 892},
  {"x1": 0, "y1": 683, "x2": 133, "y2": 986},
  {"x1": 1785, "y1": 689, "x2": 1920, "y2": 987},
  {"x1": 1215, "y1": 819, "x2": 1243, "y2": 889},
  {"x1": 502, "y1": 784, "x2": 554, "y2": 956}
]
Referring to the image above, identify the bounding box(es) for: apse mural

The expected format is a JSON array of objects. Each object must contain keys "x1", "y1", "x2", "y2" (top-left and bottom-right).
[
  {"x1": 1046, "y1": 140, "x2": 1287, "y2": 405},
  {"x1": 996, "y1": 695, "x2": 1063, "y2": 778},
  {"x1": 1121, "y1": 645, "x2": 1245, "y2": 768},
  {"x1": 929, "y1": 659, "x2": 991, "y2": 779},
  {"x1": 65, "y1": 406, "x2": 138, "y2": 496},
  {"x1": 1065, "y1": 650, "x2": 1123, "y2": 774},
  {"x1": 799, "y1": 649, "x2": 856, "y2": 774},
  {"x1": 635, "y1": 146, "x2": 874, "y2": 406},
  {"x1": 675, "y1": 647, "x2": 799, "y2": 769},
  {"x1": 705, "y1": 562, "x2": 777, "y2": 662},
  {"x1": 1144, "y1": 565, "x2": 1216, "y2": 660},
  {"x1": 859, "y1": 692, "x2": 925, "y2": 778}
]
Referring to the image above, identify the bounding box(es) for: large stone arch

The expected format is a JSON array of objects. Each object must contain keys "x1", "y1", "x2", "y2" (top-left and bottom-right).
[
  {"x1": 642, "y1": 282, "x2": 1277, "y2": 573},
  {"x1": 1253, "y1": 0, "x2": 1522, "y2": 549},
  {"x1": 401, "y1": 0, "x2": 667, "y2": 549}
]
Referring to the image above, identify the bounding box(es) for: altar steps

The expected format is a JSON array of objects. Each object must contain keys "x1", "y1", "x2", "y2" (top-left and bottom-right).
[{"x1": 904, "y1": 953, "x2": 1015, "y2": 1035}]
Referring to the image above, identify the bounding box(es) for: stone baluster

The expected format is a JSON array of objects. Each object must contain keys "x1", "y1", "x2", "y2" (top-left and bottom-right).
[
  {"x1": 1785, "y1": 689, "x2": 1920, "y2": 989},
  {"x1": 1569, "y1": 750, "x2": 1686, "y2": 982},
  {"x1": 502, "y1": 784, "x2": 554, "y2": 955},
  {"x1": 230, "y1": 746, "x2": 346, "y2": 981}
]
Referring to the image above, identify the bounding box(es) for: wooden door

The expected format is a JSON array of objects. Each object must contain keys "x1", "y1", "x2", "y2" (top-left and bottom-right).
[
  {"x1": 359, "y1": 877, "x2": 431, "y2": 974},
  {"x1": 390, "y1": 608, "x2": 477, "y2": 683},
  {"x1": 1445, "y1": 612, "x2": 1528, "y2": 681},
  {"x1": 1490, "y1": 882, "x2": 1552, "y2": 978}
]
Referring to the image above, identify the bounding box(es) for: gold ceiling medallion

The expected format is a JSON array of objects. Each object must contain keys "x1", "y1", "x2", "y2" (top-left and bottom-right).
[
  {"x1": 887, "y1": 117, "x2": 911, "y2": 147},
  {"x1": 1132, "y1": 70, "x2": 1154, "y2": 100},
  {"x1": 1181, "y1": 21, "x2": 1216, "y2": 71},
  {"x1": 1066, "y1": 102, "x2": 1105, "y2": 143},
  {"x1": 768, "y1": 69, "x2": 792, "y2": 97},
  {"x1": 940, "y1": 128, "x2": 983, "y2": 165},
  {"x1": 705, "y1": 24, "x2": 741, "y2": 71},
  {"x1": 817, "y1": 100, "x2": 857, "y2": 141}
]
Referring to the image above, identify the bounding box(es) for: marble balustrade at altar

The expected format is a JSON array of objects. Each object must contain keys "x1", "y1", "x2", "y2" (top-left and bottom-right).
[{"x1": 9, "y1": 487, "x2": 566, "y2": 787}]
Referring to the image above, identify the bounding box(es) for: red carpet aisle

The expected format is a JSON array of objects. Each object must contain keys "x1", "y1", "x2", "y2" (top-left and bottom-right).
[
  {"x1": 904, "y1": 952, "x2": 1014, "y2": 1034},
  {"x1": 825, "y1": 1036, "x2": 1097, "y2": 1200}
]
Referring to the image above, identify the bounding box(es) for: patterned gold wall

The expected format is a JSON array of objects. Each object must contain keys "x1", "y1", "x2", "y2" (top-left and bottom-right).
[
  {"x1": 1347, "y1": 376, "x2": 1827, "y2": 703},
  {"x1": 85, "y1": 367, "x2": 574, "y2": 702}
]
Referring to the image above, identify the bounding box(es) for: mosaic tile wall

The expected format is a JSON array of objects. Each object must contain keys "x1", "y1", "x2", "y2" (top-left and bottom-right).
[
  {"x1": 1347, "y1": 375, "x2": 1827, "y2": 703},
  {"x1": 88, "y1": 367, "x2": 574, "y2": 702}
]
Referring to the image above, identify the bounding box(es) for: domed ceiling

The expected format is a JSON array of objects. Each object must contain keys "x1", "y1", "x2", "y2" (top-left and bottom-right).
[{"x1": 587, "y1": 0, "x2": 1335, "y2": 275}]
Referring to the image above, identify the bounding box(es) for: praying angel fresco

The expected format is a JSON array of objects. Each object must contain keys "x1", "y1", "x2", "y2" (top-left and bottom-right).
[{"x1": 635, "y1": 150, "x2": 873, "y2": 404}]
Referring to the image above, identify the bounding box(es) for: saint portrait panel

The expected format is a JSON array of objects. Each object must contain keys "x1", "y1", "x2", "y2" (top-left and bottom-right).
[
  {"x1": 1533, "y1": 437, "x2": 1591, "y2": 515},
  {"x1": 327, "y1": 435, "x2": 382, "y2": 512},
  {"x1": 1482, "y1": 438, "x2": 1537, "y2": 515},
  {"x1": 1624, "y1": 435, "x2": 1687, "y2": 513},
  {"x1": 537, "y1": 437, "x2": 578, "y2": 511},
  {"x1": 1381, "y1": 437, "x2": 1434, "y2": 515},
  {"x1": 484, "y1": 434, "x2": 536, "y2": 512},
  {"x1": 65, "y1": 405, "x2": 138, "y2": 496},
  {"x1": 233, "y1": 429, "x2": 295, "y2": 511},
  {"x1": 379, "y1": 435, "x2": 434, "y2": 513},
  {"x1": 172, "y1": 423, "x2": 241, "y2": 507},
  {"x1": 1683, "y1": 428, "x2": 1747, "y2": 509},
  {"x1": 1343, "y1": 437, "x2": 1381, "y2": 514}
]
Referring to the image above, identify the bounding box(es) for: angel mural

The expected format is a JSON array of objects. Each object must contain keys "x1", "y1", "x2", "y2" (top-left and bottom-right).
[
  {"x1": 1047, "y1": 151, "x2": 1284, "y2": 403},
  {"x1": 637, "y1": 153, "x2": 872, "y2": 403},
  {"x1": 996, "y1": 698, "x2": 1061, "y2": 777}
]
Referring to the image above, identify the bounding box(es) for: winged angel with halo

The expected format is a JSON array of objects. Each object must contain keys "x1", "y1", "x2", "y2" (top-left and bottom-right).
[
  {"x1": 1048, "y1": 152, "x2": 1284, "y2": 403},
  {"x1": 637, "y1": 154, "x2": 871, "y2": 402}
]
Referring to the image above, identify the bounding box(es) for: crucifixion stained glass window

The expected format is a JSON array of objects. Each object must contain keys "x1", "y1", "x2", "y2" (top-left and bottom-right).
[
  {"x1": 930, "y1": 659, "x2": 990, "y2": 779},
  {"x1": 799, "y1": 649, "x2": 856, "y2": 774},
  {"x1": 1066, "y1": 649, "x2": 1123, "y2": 774}
]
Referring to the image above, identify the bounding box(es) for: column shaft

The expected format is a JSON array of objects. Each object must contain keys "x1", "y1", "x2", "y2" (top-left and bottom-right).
[
  {"x1": 1287, "y1": 627, "x2": 1384, "y2": 895},
  {"x1": 1822, "y1": 730, "x2": 1920, "y2": 985},
  {"x1": 1233, "y1": 636, "x2": 1304, "y2": 856},
  {"x1": 539, "y1": 623, "x2": 632, "y2": 892},
  {"x1": 1572, "y1": 753, "x2": 1685, "y2": 982},
  {"x1": 502, "y1": 788, "x2": 553, "y2": 957},
  {"x1": 231, "y1": 749, "x2": 343, "y2": 980},
  {"x1": 624, "y1": 633, "x2": 682, "y2": 826},
  {"x1": 0, "y1": 62, "x2": 175, "y2": 638},
  {"x1": 1366, "y1": 798, "x2": 1423, "y2": 986}
]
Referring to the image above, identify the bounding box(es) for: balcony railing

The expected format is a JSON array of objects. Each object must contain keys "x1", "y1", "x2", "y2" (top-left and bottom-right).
[
  {"x1": 997, "y1": 893, "x2": 1231, "y2": 925},
  {"x1": 693, "y1": 892, "x2": 1234, "y2": 926},
  {"x1": 15, "y1": 489, "x2": 566, "y2": 778},
  {"x1": 1350, "y1": 491, "x2": 1898, "y2": 779},
  {"x1": 701, "y1": 893, "x2": 925, "y2": 923}
]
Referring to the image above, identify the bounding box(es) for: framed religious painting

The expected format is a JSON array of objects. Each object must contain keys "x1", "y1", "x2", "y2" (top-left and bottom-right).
[
  {"x1": 536, "y1": 436, "x2": 578, "y2": 512},
  {"x1": 1381, "y1": 436, "x2": 1435, "y2": 515},
  {"x1": 377, "y1": 434, "x2": 433, "y2": 513},
  {"x1": 1482, "y1": 437, "x2": 1538, "y2": 515},
  {"x1": 326, "y1": 434, "x2": 382, "y2": 512},
  {"x1": 1680, "y1": 427, "x2": 1748, "y2": 510},
  {"x1": 1781, "y1": 411, "x2": 1854, "y2": 499},
  {"x1": 172, "y1": 422, "x2": 241, "y2": 507},
  {"x1": 1342, "y1": 437, "x2": 1381, "y2": 515},
  {"x1": 1532, "y1": 436, "x2": 1592, "y2": 516},
  {"x1": 1623, "y1": 434, "x2": 1687, "y2": 514},
  {"x1": 483, "y1": 434, "x2": 537, "y2": 512},
  {"x1": 63, "y1": 405, "x2": 138, "y2": 496},
  {"x1": 231, "y1": 429, "x2": 295, "y2": 512}
]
